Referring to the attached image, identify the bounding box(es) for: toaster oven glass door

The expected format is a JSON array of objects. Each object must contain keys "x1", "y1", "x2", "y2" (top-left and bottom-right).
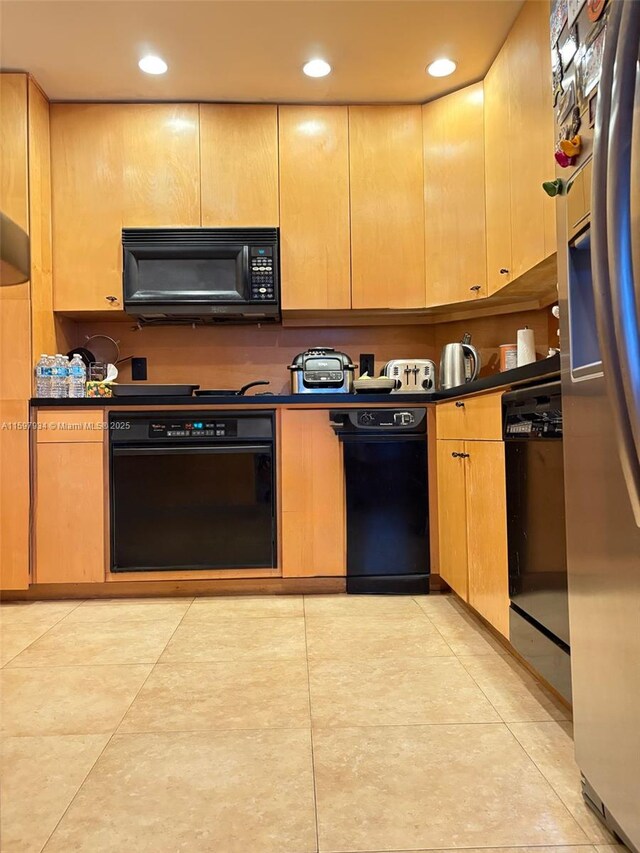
[{"x1": 124, "y1": 245, "x2": 248, "y2": 304}]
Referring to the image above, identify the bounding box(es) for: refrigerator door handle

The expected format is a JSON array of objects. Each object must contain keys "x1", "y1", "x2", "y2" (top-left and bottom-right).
[{"x1": 592, "y1": 0, "x2": 640, "y2": 526}]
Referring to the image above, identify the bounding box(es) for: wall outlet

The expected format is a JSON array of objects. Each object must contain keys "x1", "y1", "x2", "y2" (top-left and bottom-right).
[
  {"x1": 131, "y1": 357, "x2": 148, "y2": 381},
  {"x1": 359, "y1": 353, "x2": 375, "y2": 377}
]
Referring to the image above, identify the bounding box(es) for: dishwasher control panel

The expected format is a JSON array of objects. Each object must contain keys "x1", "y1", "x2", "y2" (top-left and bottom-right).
[
  {"x1": 358, "y1": 410, "x2": 415, "y2": 428},
  {"x1": 330, "y1": 409, "x2": 426, "y2": 434}
]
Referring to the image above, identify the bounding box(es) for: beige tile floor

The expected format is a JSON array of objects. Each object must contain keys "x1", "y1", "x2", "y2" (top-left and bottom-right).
[{"x1": 0, "y1": 593, "x2": 621, "y2": 853}]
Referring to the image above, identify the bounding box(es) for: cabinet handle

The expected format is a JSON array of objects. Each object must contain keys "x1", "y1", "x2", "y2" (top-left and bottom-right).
[
  {"x1": 461, "y1": 452, "x2": 470, "y2": 458},
  {"x1": 470, "y1": 285, "x2": 482, "y2": 292},
  {"x1": 451, "y1": 451, "x2": 462, "y2": 458},
  {"x1": 105, "y1": 295, "x2": 119, "y2": 303},
  {"x1": 499, "y1": 268, "x2": 510, "y2": 275},
  {"x1": 455, "y1": 401, "x2": 465, "y2": 408}
]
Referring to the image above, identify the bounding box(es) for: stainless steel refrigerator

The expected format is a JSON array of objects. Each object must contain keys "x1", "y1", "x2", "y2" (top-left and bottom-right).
[{"x1": 554, "y1": 0, "x2": 639, "y2": 848}]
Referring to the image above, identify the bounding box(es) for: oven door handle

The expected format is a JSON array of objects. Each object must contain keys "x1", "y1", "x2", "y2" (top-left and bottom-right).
[{"x1": 112, "y1": 445, "x2": 272, "y2": 456}]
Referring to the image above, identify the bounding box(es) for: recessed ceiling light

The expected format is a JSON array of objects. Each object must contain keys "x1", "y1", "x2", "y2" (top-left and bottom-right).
[
  {"x1": 139, "y1": 55, "x2": 168, "y2": 75},
  {"x1": 427, "y1": 58, "x2": 457, "y2": 78},
  {"x1": 303, "y1": 58, "x2": 332, "y2": 78}
]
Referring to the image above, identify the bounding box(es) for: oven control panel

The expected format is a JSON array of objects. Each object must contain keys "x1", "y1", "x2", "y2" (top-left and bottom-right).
[{"x1": 149, "y1": 419, "x2": 238, "y2": 439}]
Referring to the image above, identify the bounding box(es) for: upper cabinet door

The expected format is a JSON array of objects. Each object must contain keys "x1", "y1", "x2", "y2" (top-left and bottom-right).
[
  {"x1": 423, "y1": 83, "x2": 486, "y2": 307},
  {"x1": 507, "y1": 0, "x2": 556, "y2": 279},
  {"x1": 484, "y1": 45, "x2": 513, "y2": 295},
  {"x1": 50, "y1": 104, "x2": 200, "y2": 312},
  {"x1": 349, "y1": 106, "x2": 425, "y2": 309},
  {"x1": 485, "y1": 0, "x2": 556, "y2": 295},
  {"x1": 200, "y1": 105, "x2": 278, "y2": 227},
  {"x1": 279, "y1": 106, "x2": 351, "y2": 310},
  {"x1": 0, "y1": 74, "x2": 29, "y2": 301}
]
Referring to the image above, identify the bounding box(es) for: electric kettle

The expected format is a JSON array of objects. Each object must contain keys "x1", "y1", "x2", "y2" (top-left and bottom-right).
[{"x1": 439, "y1": 334, "x2": 481, "y2": 390}]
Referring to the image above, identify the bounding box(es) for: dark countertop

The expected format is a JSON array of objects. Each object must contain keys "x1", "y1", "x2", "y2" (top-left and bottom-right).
[
  {"x1": 30, "y1": 354, "x2": 560, "y2": 408},
  {"x1": 435, "y1": 353, "x2": 560, "y2": 399}
]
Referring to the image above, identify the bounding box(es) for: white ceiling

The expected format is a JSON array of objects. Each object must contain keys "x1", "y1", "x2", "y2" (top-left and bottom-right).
[{"x1": 0, "y1": 0, "x2": 524, "y2": 104}]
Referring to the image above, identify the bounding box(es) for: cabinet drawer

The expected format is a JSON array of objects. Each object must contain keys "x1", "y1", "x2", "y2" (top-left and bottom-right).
[
  {"x1": 35, "y1": 441, "x2": 105, "y2": 583},
  {"x1": 36, "y1": 409, "x2": 106, "y2": 443},
  {"x1": 436, "y1": 392, "x2": 503, "y2": 441}
]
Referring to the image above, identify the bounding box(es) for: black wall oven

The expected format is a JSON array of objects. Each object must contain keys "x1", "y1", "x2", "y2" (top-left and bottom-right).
[
  {"x1": 109, "y1": 412, "x2": 276, "y2": 572},
  {"x1": 122, "y1": 227, "x2": 280, "y2": 322}
]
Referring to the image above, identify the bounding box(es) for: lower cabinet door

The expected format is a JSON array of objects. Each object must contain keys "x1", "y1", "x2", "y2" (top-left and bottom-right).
[
  {"x1": 0, "y1": 401, "x2": 30, "y2": 590},
  {"x1": 465, "y1": 440, "x2": 509, "y2": 636},
  {"x1": 436, "y1": 440, "x2": 468, "y2": 600},
  {"x1": 280, "y1": 409, "x2": 345, "y2": 577},
  {"x1": 35, "y1": 442, "x2": 106, "y2": 583}
]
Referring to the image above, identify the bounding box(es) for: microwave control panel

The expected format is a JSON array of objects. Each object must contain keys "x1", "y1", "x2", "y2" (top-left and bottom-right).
[{"x1": 249, "y1": 246, "x2": 275, "y2": 302}]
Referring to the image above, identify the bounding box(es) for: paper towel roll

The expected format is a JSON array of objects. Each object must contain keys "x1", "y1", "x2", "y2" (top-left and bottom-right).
[{"x1": 517, "y1": 326, "x2": 536, "y2": 367}]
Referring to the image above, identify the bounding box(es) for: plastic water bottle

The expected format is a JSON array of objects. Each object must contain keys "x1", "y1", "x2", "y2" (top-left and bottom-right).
[
  {"x1": 51, "y1": 354, "x2": 69, "y2": 398},
  {"x1": 35, "y1": 354, "x2": 53, "y2": 397},
  {"x1": 68, "y1": 353, "x2": 87, "y2": 398}
]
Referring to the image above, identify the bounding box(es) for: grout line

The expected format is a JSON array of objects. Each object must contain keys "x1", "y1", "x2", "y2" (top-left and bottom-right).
[
  {"x1": 303, "y1": 595, "x2": 321, "y2": 853},
  {"x1": 0, "y1": 602, "x2": 89, "y2": 668},
  {"x1": 38, "y1": 600, "x2": 193, "y2": 852},
  {"x1": 113, "y1": 605, "x2": 194, "y2": 736},
  {"x1": 500, "y1": 724, "x2": 595, "y2": 843},
  {"x1": 328, "y1": 846, "x2": 599, "y2": 853}
]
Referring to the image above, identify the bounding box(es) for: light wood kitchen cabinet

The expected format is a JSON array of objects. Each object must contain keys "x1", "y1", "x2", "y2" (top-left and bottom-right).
[
  {"x1": 35, "y1": 426, "x2": 105, "y2": 584},
  {"x1": 507, "y1": 0, "x2": 556, "y2": 281},
  {"x1": 436, "y1": 440, "x2": 469, "y2": 600},
  {"x1": 0, "y1": 298, "x2": 31, "y2": 401},
  {"x1": 436, "y1": 392, "x2": 509, "y2": 636},
  {"x1": 484, "y1": 0, "x2": 556, "y2": 294},
  {"x1": 280, "y1": 409, "x2": 345, "y2": 577},
  {"x1": 423, "y1": 83, "x2": 487, "y2": 307},
  {"x1": 0, "y1": 73, "x2": 48, "y2": 591},
  {"x1": 0, "y1": 401, "x2": 30, "y2": 590},
  {"x1": 349, "y1": 106, "x2": 425, "y2": 309},
  {"x1": 0, "y1": 73, "x2": 29, "y2": 301},
  {"x1": 200, "y1": 105, "x2": 278, "y2": 227},
  {"x1": 465, "y1": 440, "x2": 509, "y2": 636},
  {"x1": 436, "y1": 391, "x2": 504, "y2": 441},
  {"x1": 435, "y1": 436, "x2": 509, "y2": 636},
  {"x1": 50, "y1": 103, "x2": 200, "y2": 312},
  {"x1": 28, "y1": 78, "x2": 56, "y2": 361},
  {"x1": 279, "y1": 106, "x2": 351, "y2": 310},
  {"x1": 484, "y1": 46, "x2": 513, "y2": 294}
]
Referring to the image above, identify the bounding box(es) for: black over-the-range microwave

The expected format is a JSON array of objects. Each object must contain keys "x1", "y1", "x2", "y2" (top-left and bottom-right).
[{"x1": 122, "y1": 227, "x2": 280, "y2": 323}]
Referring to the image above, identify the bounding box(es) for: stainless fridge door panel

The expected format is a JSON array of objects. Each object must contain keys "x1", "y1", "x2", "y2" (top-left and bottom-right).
[
  {"x1": 562, "y1": 375, "x2": 640, "y2": 850},
  {"x1": 560, "y1": 2, "x2": 640, "y2": 847}
]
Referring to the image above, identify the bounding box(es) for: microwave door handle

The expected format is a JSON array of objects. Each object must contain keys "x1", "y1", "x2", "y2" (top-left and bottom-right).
[{"x1": 608, "y1": 0, "x2": 640, "y2": 526}]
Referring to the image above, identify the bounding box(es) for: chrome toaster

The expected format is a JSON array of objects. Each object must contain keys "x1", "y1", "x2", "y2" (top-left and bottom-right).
[{"x1": 382, "y1": 359, "x2": 438, "y2": 393}]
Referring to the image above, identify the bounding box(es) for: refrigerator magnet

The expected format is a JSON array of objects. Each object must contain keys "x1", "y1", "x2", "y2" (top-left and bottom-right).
[
  {"x1": 580, "y1": 20, "x2": 607, "y2": 99},
  {"x1": 568, "y1": 0, "x2": 587, "y2": 29},
  {"x1": 586, "y1": 0, "x2": 607, "y2": 23},
  {"x1": 552, "y1": 45, "x2": 564, "y2": 105},
  {"x1": 551, "y1": 0, "x2": 569, "y2": 47}
]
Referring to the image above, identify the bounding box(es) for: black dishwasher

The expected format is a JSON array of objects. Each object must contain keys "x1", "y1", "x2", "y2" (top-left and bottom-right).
[
  {"x1": 109, "y1": 411, "x2": 275, "y2": 572},
  {"x1": 330, "y1": 409, "x2": 430, "y2": 594},
  {"x1": 504, "y1": 382, "x2": 571, "y2": 702}
]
